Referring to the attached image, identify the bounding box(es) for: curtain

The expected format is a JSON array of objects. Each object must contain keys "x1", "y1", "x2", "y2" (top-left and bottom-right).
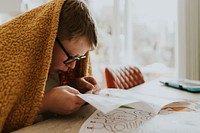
[{"x1": 177, "y1": 0, "x2": 200, "y2": 80}]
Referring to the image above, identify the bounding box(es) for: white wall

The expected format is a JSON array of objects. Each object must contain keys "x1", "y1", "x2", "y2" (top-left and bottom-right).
[
  {"x1": 0, "y1": 0, "x2": 21, "y2": 14},
  {"x1": 0, "y1": 0, "x2": 50, "y2": 24},
  {"x1": 0, "y1": 0, "x2": 21, "y2": 24}
]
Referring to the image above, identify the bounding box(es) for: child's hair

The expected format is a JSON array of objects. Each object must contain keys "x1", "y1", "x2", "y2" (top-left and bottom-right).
[{"x1": 58, "y1": 0, "x2": 97, "y2": 50}]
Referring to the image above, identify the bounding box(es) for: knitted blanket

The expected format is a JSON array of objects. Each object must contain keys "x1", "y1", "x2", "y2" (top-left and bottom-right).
[{"x1": 0, "y1": 0, "x2": 91, "y2": 132}]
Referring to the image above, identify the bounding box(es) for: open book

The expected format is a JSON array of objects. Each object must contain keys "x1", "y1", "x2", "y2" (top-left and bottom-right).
[
  {"x1": 78, "y1": 88, "x2": 189, "y2": 114},
  {"x1": 78, "y1": 89, "x2": 200, "y2": 133}
]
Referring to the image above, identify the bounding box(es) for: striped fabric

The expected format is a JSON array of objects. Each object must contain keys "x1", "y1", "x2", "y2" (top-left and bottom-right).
[{"x1": 105, "y1": 66, "x2": 145, "y2": 89}]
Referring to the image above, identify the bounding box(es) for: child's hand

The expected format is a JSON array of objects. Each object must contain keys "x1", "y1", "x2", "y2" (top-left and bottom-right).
[
  {"x1": 70, "y1": 76, "x2": 101, "y2": 94},
  {"x1": 39, "y1": 85, "x2": 85, "y2": 115}
]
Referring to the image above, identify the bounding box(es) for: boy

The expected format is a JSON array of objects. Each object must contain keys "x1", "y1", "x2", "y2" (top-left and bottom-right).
[{"x1": 0, "y1": 0, "x2": 99, "y2": 132}]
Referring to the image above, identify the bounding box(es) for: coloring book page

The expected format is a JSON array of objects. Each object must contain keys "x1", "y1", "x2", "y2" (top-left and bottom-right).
[
  {"x1": 78, "y1": 88, "x2": 182, "y2": 114},
  {"x1": 79, "y1": 107, "x2": 156, "y2": 133},
  {"x1": 79, "y1": 101, "x2": 200, "y2": 133}
]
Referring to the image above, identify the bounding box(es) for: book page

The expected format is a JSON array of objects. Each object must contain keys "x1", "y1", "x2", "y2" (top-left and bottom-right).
[
  {"x1": 78, "y1": 88, "x2": 177, "y2": 114},
  {"x1": 77, "y1": 91, "x2": 136, "y2": 114},
  {"x1": 79, "y1": 107, "x2": 156, "y2": 133},
  {"x1": 79, "y1": 100, "x2": 200, "y2": 133},
  {"x1": 136, "y1": 112, "x2": 200, "y2": 133}
]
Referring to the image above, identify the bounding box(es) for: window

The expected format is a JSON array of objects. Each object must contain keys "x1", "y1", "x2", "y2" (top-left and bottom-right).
[
  {"x1": 1, "y1": 0, "x2": 199, "y2": 84},
  {"x1": 87, "y1": 0, "x2": 178, "y2": 87}
]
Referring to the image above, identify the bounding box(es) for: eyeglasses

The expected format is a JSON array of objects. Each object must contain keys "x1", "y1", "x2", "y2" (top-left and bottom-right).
[{"x1": 56, "y1": 37, "x2": 86, "y2": 64}]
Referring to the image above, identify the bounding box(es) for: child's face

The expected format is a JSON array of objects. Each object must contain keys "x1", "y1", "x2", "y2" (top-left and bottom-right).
[{"x1": 49, "y1": 36, "x2": 90, "y2": 74}]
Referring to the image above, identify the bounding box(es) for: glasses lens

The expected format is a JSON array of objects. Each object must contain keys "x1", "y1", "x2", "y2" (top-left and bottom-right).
[{"x1": 64, "y1": 55, "x2": 86, "y2": 64}]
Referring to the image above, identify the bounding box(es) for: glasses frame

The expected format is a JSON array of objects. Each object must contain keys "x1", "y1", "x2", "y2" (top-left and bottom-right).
[{"x1": 56, "y1": 37, "x2": 86, "y2": 64}]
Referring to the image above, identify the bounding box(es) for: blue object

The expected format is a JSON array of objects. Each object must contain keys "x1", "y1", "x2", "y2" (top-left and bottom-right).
[{"x1": 160, "y1": 79, "x2": 200, "y2": 93}]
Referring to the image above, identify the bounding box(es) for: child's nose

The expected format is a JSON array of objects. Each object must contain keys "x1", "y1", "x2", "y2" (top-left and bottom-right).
[{"x1": 68, "y1": 61, "x2": 76, "y2": 69}]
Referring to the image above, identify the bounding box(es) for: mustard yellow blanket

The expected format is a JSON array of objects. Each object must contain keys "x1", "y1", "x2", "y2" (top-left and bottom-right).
[{"x1": 0, "y1": 0, "x2": 91, "y2": 132}]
